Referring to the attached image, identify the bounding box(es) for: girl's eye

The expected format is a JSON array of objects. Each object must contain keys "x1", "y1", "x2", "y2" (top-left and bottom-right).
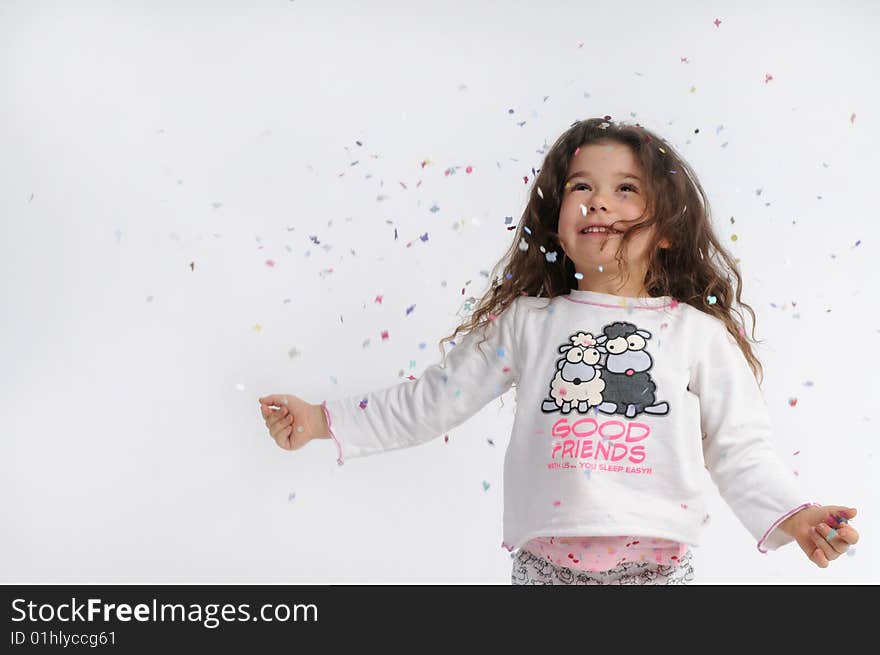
[{"x1": 573, "y1": 183, "x2": 637, "y2": 192}]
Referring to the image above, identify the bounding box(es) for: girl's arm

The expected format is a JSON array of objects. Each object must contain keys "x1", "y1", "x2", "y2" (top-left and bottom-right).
[
  {"x1": 320, "y1": 298, "x2": 522, "y2": 465},
  {"x1": 689, "y1": 318, "x2": 814, "y2": 553}
]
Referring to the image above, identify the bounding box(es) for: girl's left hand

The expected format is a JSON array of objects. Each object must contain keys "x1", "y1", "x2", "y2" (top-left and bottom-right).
[{"x1": 780, "y1": 506, "x2": 859, "y2": 568}]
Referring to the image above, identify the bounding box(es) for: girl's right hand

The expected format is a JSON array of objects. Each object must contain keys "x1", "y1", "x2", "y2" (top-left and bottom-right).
[{"x1": 258, "y1": 394, "x2": 326, "y2": 451}]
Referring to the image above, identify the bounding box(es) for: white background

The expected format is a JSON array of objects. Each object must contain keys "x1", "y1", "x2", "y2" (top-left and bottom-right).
[{"x1": 1, "y1": 0, "x2": 877, "y2": 584}]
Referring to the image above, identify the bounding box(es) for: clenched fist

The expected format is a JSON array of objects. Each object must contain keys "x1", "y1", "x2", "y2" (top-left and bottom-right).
[{"x1": 258, "y1": 394, "x2": 329, "y2": 451}]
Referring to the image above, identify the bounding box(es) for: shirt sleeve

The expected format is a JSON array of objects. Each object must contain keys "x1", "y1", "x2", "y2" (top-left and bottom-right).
[
  {"x1": 689, "y1": 316, "x2": 813, "y2": 553},
  {"x1": 322, "y1": 297, "x2": 521, "y2": 465}
]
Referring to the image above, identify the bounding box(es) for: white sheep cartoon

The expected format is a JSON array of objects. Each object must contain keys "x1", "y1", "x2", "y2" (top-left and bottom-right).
[{"x1": 540, "y1": 331, "x2": 607, "y2": 414}]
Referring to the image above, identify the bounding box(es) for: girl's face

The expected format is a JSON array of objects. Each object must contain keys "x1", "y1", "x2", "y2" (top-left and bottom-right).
[{"x1": 557, "y1": 141, "x2": 663, "y2": 289}]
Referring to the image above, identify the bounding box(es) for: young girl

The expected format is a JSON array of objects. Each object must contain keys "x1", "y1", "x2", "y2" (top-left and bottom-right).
[{"x1": 259, "y1": 116, "x2": 859, "y2": 584}]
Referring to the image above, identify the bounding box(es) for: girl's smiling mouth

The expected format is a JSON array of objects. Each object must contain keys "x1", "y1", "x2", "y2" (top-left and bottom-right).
[{"x1": 580, "y1": 227, "x2": 622, "y2": 236}]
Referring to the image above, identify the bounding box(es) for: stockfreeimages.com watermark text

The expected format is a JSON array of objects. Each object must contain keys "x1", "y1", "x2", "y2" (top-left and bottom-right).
[{"x1": 10, "y1": 596, "x2": 317, "y2": 630}]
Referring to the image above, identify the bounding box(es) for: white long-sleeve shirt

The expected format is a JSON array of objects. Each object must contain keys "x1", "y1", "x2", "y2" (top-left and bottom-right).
[{"x1": 322, "y1": 288, "x2": 815, "y2": 555}]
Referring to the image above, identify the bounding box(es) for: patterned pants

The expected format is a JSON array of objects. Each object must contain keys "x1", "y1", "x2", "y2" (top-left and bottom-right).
[{"x1": 511, "y1": 548, "x2": 695, "y2": 585}]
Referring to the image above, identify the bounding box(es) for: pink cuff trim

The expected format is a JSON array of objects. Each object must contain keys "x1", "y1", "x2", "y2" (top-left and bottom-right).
[
  {"x1": 756, "y1": 502, "x2": 821, "y2": 553},
  {"x1": 322, "y1": 401, "x2": 344, "y2": 466}
]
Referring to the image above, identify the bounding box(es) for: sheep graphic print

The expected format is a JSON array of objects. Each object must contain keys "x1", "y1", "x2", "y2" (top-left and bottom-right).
[{"x1": 541, "y1": 321, "x2": 670, "y2": 476}]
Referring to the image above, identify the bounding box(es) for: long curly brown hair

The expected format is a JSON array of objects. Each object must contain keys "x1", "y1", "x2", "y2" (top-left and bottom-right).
[{"x1": 438, "y1": 116, "x2": 766, "y2": 385}]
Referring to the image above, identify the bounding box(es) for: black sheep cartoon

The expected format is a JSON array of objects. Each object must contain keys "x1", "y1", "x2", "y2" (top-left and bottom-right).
[{"x1": 594, "y1": 321, "x2": 669, "y2": 419}]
